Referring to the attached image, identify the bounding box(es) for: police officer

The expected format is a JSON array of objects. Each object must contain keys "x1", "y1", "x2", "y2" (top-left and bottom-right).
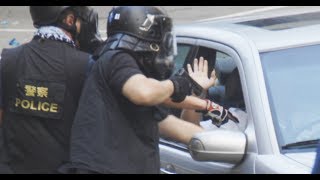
[
  {"x1": 61, "y1": 6, "x2": 232, "y2": 174},
  {"x1": 0, "y1": 6, "x2": 100, "y2": 174},
  {"x1": 72, "y1": 6, "x2": 103, "y2": 54}
]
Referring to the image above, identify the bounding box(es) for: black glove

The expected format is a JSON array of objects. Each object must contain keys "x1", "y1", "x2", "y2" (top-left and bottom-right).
[
  {"x1": 169, "y1": 73, "x2": 192, "y2": 103},
  {"x1": 203, "y1": 99, "x2": 239, "y2": 127}
]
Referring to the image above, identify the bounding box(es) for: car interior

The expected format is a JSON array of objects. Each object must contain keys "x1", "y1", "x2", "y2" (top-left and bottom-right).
[
  {"x1": 161, "y1": 45, "x2": 247, "y2": 146},
  {"x1": 209, "y1": 54, "x2": 245, "y2": 111},
  {"x1": 169, "y1": 45, "x2": 246, "y2": 119}
]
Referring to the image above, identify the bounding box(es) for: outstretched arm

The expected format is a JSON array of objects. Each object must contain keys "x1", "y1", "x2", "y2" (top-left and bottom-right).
[
  {"x1": 123, "y1": 74, "x2": 175, "y2": 106},
  {"x1": 158, "y1": 115, "x2": 204, "y2": 144},
  {"x1": 179, "y1": 57, "x2": 216, "y2": 124},
  {"x1": 180, "y1": 57, "x2": 239, "y2": 127},
  {"x1": 163, "y1": 57, "x2": 216, "y2": 109}
]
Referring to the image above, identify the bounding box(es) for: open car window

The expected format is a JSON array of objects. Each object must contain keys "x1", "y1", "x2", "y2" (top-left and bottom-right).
[
  {"x1": 173, "y1": 44, "x2": 193, "y2": 73},
  {"x1": 161, "y1": 45, "x2": 247, "y2": 146}
]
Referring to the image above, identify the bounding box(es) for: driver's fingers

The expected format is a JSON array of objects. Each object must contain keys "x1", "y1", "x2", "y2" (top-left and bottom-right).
[
  {"x1": 187, "y1": 64, "x2": 193, "y2": 74},
  {"x1": 193, "y1": 58, "x2": 199, "y2": 72},
  {"x1": 198, "y1": 57, "x2": 204, "y2": 73},
  {"x1": 203, "y1": 59, "x2": 208, "y2": 76}
]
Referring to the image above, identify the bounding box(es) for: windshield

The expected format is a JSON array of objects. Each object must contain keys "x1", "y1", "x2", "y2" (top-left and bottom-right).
[{"x1": 260, "y1": 44, "x2": 320, "y2": 149}]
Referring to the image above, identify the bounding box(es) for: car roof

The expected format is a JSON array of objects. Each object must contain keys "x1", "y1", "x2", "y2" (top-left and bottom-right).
[{"x1": 175, "y1": 7, "x2": 320, "y2": 53}]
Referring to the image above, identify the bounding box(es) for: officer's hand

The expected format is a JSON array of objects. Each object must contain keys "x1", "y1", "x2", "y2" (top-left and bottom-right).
[
  {"x1": 169, "y1": 73, "x2": 191, "y2": 103},
  {"x1": 203, "y1": 100, "x2": 239, "y2": 127}
]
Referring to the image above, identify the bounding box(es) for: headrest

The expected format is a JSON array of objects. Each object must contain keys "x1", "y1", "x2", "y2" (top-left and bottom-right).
[
  {"x1": 225, "y1": 68, "x2": 245, "y2": 109},
  {"x1": 225, "y1": 68, "x2": 242, "y2": 100},
  {"x1": 214, "y1": 55, "x2": 237, "y2": 85}
]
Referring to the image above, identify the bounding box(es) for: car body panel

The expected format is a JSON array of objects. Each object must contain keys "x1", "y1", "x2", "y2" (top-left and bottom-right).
[
  {"x1": 160, "y1": 7, "x2": 320, "y2": 174},
  {"x1": 285, "y1": 152, "x2": 316, "y2": 169},
  {"x1": 255, "y1": 153, "x2": 315, "y2": 174}
]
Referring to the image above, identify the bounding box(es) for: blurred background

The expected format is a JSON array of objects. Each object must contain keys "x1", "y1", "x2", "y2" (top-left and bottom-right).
[{"x1": 1, "y1": 6, "x2": 318, "y2": 52}]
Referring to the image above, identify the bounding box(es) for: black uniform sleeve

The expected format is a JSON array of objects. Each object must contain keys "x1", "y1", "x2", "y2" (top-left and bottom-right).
[
  {"x1": 153, "y1": 105, "x2": 170, "y2": 122},
  {"x1": 108, "y1": 53, "x2": 143, "y2": 94}
]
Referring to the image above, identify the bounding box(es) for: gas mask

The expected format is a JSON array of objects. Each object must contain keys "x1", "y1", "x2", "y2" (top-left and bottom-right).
[
  {"x1": 137, "y1": 14, "x2": 177, "y2": 80},
  {"x1": 144, "y1": 30, "x2": 177, "y2": 80},
  {"x1": 73, "y1": 6, "x2": 103, "y2": 54},
  {"x1": 105, "y1": 6, "x2": 178, "y2": 80}
]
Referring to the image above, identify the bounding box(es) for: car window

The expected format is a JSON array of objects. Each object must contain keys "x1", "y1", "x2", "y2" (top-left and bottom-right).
[
  {"x1": 160, "y1": 43, "x2": 248, "y2": 173},
  {"x1": 173, "y1": 44, "x2": 193, "y2": 73},
  {"x1": 193, "y1": 46, "x2": 216, "y2": 77},
  {"x1": 260, "y1": 44, "x2": 320, "y2": 149},
  {"x1": 162, "y1": 46, "x2": 247, "y2": 143},
  {"x1": 208, "y1": 51, "x2": 244, "y2": 107},
  {"x1": 169, "y1": 44, "x2": 194, "y2": 118}
]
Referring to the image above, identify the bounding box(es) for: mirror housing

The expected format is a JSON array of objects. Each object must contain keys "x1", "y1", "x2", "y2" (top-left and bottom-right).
[{"x1": 189, "y1": 129, "x2": 246, "y2": 164}]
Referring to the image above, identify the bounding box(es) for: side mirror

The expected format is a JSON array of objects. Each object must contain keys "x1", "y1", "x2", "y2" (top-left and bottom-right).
[{"x1": 189, "y1": 129, "x2": 246, "y2": 164}]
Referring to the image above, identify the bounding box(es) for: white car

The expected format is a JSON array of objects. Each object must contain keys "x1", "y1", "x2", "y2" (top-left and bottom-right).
[{"x1": 159, "y1": 8, "x2": 320, "y2": 174}]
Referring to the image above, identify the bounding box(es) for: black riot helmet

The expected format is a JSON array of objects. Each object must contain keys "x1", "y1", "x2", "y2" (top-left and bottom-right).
[
  {"x1": 30, "y1": 6, "x2": 70, "y2": 28},
  {"x1": 71, "y1": 6, "x2": 103, "y2": 54},
  {"x1": 30, "y1": 6, "x2": 103, "y2": 53},
  {"x1": 106, "y1": 6, "x2": 177, "y2": 80},
  {"x1": 107, "y1": 6, "x2": 173, "y2": 43},
  {"x1": 30, "y1": 6, "x2": 78, "y2": 41}
]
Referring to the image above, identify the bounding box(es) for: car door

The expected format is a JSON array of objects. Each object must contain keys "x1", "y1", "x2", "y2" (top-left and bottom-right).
[{"x1": 159, "y1": 38, "x2": 248, "y2": 174}]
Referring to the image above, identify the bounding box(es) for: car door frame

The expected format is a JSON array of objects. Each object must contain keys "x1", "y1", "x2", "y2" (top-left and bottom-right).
[{"x1": 159, "y1": 36, "x2": 256, "y2": 174}]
